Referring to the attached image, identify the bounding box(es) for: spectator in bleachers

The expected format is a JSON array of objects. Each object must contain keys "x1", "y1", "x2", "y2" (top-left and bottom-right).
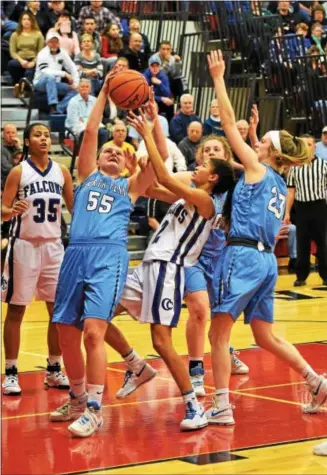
[
  {"x1": 316, "y1": 125, "x2": 327, "y2": 160},
  {"x1": 1, "y1": 124, "x2": 22, "y2": 190},
  {"x1": 101, "y1": 23, "x2": 123, "y2": 69},
  {"x1": 105, "y1": 121, "x2": 135, "y2": 176},
  {"x1": 75, "y1": 33, "x2": 103, "y2": 96},
  {"x1": 122, "y1": 16, "x2": 152, "y2": 57},
  {"x1": 45, "y1": 1, "x2": 67, "y2": 30},
  {"x1": 309, "y1": 23, "x2": 327, "y2": 54},
  {"x1": 78, "y1": 15, "x2": 102, "y2": 54},
  {"x1": 8, "y1": 11, "x2": 44, "y2": 88},
  {"x1": 289, "y1": 23, "x2": 311, "y2": 57},
  {"x1": 1, "y1": 8, "x2": 18, "y2": 39},
  {"x1": 143, "y1": 55, "x2": 173, "y2": 120},
  {"x1": 33, "y1": 31, "x2": 79, "y2": 114},
  {"x1": 309, "y1": 4, "x2": 327, "y2": 32},
  {"x1": 203, "y1": 99, "x2": 224, "y2": 136},
  {"x1": 48, "y1": 11, "x2": 80, "y2": 58},
  {"x1": 274, "y1": 1, "x2": 309, "y2": 34},
  {"x1": 11, "y1": 1, "x2": 51, "y2": 37},
  {"x1": 169, "y1": 93, "x2": 202, "y2": 144},
  {"x1": 77, "y1": 1, "x2": 121, "y2": 33},
  {"x1": 65, "y1": 78, "x2": 109, "y2": 150},
  {"x1": 119, "y1": 33, "x2": 148, "y2": 72},
  {"x1": 236, "y1": 119, "x2": 250, "y2": 142},
  {"x1": 156, "y1": 40, "x2": 188, "y2": 101},
  {"x1": 285, "y1": 134, "x2": 327, "y2": 286},
  {"x1": 177, "y1": 122, "x2": 203, "y2": 170}
]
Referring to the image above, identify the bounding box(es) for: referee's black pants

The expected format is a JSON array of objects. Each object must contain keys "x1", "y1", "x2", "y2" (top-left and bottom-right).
[{"x1": 295, "y1": 199, "x2": 327, "y2": 282}]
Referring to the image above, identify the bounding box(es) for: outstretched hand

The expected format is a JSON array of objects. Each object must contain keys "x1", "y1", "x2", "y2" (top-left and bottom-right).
[
  {"x1": 124, "y1": 149, "x2": 138, "y2": 176},
  {"x1": 127, "y1": 109, "x2": 154, "y2": 139},
  {"x1": 249, "y1": 104, "x2": 259, "y2": 129},
  {"x1": 207, "y1": 50, "x2": 225, "y2": 80}
]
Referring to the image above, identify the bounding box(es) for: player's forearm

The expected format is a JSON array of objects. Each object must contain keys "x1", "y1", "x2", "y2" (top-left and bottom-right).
[
  {"x1": 1, "y1": 205, "x2": 14, "y2": 221},
  {"x1": 285, "y1": 188, "x2": 295, "y2": 215},
  {"x1": 213, "y1": 77, "x2": 236, "y2": 127},
  {"x1": 152, "y1": 117, "x2": 169, "y2": 161},
  {"x1": 85, "y1": 88, "x2": 107, "y2": 132}
]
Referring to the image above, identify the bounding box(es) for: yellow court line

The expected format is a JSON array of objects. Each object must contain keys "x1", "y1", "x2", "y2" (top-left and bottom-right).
[{"x1": 237, "y1": 381, "x2": 306, "y2": 391}]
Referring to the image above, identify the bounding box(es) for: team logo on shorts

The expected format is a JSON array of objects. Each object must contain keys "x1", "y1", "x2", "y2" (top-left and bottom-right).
[
  {"x1": 161, "y1": 298, "x2": 174, "y2": 311},
  {"x1": 1, "y1": 276, "x2": 8, "y2": 291}
]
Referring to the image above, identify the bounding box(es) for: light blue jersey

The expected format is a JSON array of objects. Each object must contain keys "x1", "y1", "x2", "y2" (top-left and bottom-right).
[
  {"x1": 69, "y1": 171, "x2": 134, "y2": 244},
  {"x1": 201, "y1": 192, "x2": 227, "y2": 257},
  {"x1": 229, "y1": 165, "x2": 287, "y2": 248}
]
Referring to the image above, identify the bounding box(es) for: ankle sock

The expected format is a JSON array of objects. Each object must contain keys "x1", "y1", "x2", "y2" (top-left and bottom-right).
[
  {"x1": 189, "y1": 358, "x2": 204, "y2": 374},
  {"x1": 123, "y1": 349, "x2": 145, "y2": 373},
  {"x1": 70, "y1": 378, "x2": 86, "y2": 398},
  {"x1": 215, "y1": 388, "x2": 230, "y2": 407},
  {"x1": 5, "y1": 359, "x2": 17, "y2": 370},
  {"x1": 87, "y1": 384, "x2": 104, "y2": 406},
  {"x1": 302, "y1": 365, "x2": 320, "y2": 389}
]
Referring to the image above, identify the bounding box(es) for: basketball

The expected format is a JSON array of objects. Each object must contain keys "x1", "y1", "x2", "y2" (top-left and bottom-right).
[{"x1": 108, "y1": 70, "x2": 149, "y2": 110}]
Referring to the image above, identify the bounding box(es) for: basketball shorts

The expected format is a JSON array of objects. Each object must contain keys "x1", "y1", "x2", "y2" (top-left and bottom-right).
[
  {"x1": 1, "y1": 237, "x2": 64, "y2": 305},
  {"x1": 211, "y1": 246, "x2": 278, "y2": 324},
  {"x1": 184, "y1": 253, "x2": 221, "y2": 299},
  {"x1": 52, "y1": 242, "x2": 129, "y2": 330},
  {"x1": 120, "y1": 260, "x2": 184, "y2": 327}
]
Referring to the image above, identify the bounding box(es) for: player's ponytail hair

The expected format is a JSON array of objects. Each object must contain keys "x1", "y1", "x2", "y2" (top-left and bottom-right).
[
  {"x1": 209, "y1": 158, "x2": 236, "y2": 230},
  {"x1": 268, "y1": 130, "x2": 310, "y2": 171},
  {"x1": 22, "y1": 122, "x2": 51, "y2": 160}
]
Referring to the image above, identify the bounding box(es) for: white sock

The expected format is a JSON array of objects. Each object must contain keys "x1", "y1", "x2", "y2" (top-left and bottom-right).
[
  {"x1": 123, "y1": 349, "x2": 145, "y2": 373},
  {"x1": 5, "y1": 359, "x2": 17, "y2": 370},
  {"x1": 70, "y1": 378, "x2": 86, "y2": 398},
  {"x1": 215, "y1": 388, "x2": 229, "y2": 407},
  {"x1": 48, "y1": 355, "x2": 62, "y2": 366},
  {"x1": 302, "y1": 365, "x2": 320, "y2": 389},
  {"x1": 87, "y1": 384, "x2": 104, "y2": 406},
  {"x1": 182, "y1": 389, "x2": 198, "y2": 409}
]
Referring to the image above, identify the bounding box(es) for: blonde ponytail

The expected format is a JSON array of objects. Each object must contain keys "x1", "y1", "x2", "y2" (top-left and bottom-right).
[{"x1": 271, "y1": 130, "x2": 310, "y2": 167}]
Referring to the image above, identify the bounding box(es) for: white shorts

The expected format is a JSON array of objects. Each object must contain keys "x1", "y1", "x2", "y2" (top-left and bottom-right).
[
  {"x1": 120, "y1": 261, "x2": 184, "y2": 327},
  {"x1": 1, "y1": 238, "x2": 64, "y2": 306}
]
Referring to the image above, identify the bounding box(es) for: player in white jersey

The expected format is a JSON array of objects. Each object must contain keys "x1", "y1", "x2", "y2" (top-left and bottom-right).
[
  {"x1": 108, "y1": 109, "x2": 235, "y2": 432},
  {"x1": 1, "y1": 123, "x2": 74, "y2": 396}
]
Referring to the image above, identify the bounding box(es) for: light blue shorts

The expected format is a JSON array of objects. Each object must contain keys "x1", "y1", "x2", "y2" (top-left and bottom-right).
[
  {"x1": 184, "y1": 253, "x2": 222, "y2": 301},
  {"x1": 211, "y1": 246, "x2": 278, "y2": 324},
  {"x1": 52, "y1": 242, "x2": 129, "y2": 330}
]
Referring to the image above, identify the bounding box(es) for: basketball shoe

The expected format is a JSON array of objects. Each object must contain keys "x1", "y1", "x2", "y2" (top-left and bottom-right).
[
  {"x1": 302, "y1": 375, "x2": 327, "y2": 413},
  {"x1": 190, "y1": 366, "x2": 206, "y2": 397},
  {"x1": 68, "y1": 401, "x2": 103, "y2": 437},
  {"x1": 230, "y1": 348, "x2": 249, "y2": 375},
  {"x1": 180, "y1": 401, "x2": 208, "y2": 431},
  {"x1": 313, "y1": 440, "x2": 327, "y2": 456},
  {"x1": 206, "y1": 396, "x2": 235, "y2": 425},
  {"x1": 44, "y1": 360, "x2": 70, "y2": 389},
  {"x1": 2, "y1": 366, "x2": 21, "y2": 395},
  {"x1": 49, "y1": 391, "x2": 87, "y2": 422},
  {"x1": 116, "y1": 363, "x2": 157, "y2": 398}
]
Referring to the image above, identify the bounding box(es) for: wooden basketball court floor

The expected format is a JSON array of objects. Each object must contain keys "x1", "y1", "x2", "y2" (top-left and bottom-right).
[{"x1": 1, "y1": 272, "x2": 327, "y2": 475}]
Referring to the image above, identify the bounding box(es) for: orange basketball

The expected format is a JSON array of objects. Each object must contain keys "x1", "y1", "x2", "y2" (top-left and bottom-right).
[{"x1": 108, "y1": 70, "x2": 149, "y2": 110}]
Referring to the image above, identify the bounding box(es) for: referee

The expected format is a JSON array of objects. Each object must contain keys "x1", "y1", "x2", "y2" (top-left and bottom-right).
[{"x1": 285, "y1": 135, "x2": 327, "y2": 286}]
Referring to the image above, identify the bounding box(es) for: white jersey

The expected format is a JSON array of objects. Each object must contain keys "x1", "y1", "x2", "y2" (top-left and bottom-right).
[
  {"x1": 10, "y1": 159, "x2": 65, "y2": 240},
  {"x1": 143, "y1": 196, "x2": 222, "y2": 267}
]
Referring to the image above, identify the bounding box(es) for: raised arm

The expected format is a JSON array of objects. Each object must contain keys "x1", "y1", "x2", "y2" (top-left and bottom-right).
[
  {"x1": 145, "y1": 87, "x2": 169, "y2": 160},
  {"x1": 208, "y1": 51, "x2": 261, "y2": 173},
  {"x1": 78, "y1": 74, "x2": 111, "y2": 182},
  {"x1": 128, "y1": 110, "x2": 214, "y2": 219}
]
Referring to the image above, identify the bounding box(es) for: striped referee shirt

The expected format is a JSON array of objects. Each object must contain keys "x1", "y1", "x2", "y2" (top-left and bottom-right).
[{"x1": 287, "y1": 156, "x2": 327, "y2": 202}]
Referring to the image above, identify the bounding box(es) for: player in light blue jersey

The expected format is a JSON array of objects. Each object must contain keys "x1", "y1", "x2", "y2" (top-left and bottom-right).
[
  {"x1": 178, "y1": 136, "x2": 249, "y2": 398},
  {"x1": 205, "y1": 50, "x2": 327, "y2": 426},
  {"x1": 49, "y1": 74, "x2": 161, "y2": 438}
]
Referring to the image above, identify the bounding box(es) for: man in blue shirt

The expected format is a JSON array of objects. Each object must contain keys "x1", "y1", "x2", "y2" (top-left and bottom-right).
[
  {"x1": 169, "y1": 94, "x2": 202, "y2": 144},
  {"x1": 315, "y1": 126, "x2": 327, "y2": 161},
  {"x1": 65, "y1": 79, "x2": 109, "y2": 150}
]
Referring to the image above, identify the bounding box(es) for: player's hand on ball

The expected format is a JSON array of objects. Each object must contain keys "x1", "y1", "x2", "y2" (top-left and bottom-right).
[
  {"x1": 207, "y1": 50, "x2": 225, "y2": 80},
  {"x1": 12, "y1": 200, "x2": 29, "y2": 216}
]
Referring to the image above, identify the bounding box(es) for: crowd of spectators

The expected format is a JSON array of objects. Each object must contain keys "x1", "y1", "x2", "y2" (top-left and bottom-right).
[{"x1": 1, "y1": 0, "x2": 327, "y2": 279}]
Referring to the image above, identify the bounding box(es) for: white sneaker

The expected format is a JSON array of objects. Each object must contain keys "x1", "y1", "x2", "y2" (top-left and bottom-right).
[
  {"x1": 190, "y1": 366, "x2": 206, "y2": 397},
  {"x1": 68, "y1": 402, "x2": 103, "y2": 438},
  {"x1": 50, "y1": 391, "x2": 87, "y2": 422},
  {"x1": 206, "y1": 396, "x2": 235, "y2": 425},
  {"x1": 2, "y1": 367, "x2": 21, "y2": 396},
  {"x1": 313, "y1": 440, "x2": 327, "y2": 456},
  {"x1": 230, "y1": 349, "x2": 249, "y2": 375},
  {"x1": 180, "y1": 402, "x2": 208, "y2": 431},
  {"x1": 116, "y1": 363, "x2": 157, "y2": 399},
  {"x1": 44, "y1": 361, "x2": 70, "y2": 389},
  {"x1": 302, "y1": 376, "x2": 327, "y2": 414}
]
